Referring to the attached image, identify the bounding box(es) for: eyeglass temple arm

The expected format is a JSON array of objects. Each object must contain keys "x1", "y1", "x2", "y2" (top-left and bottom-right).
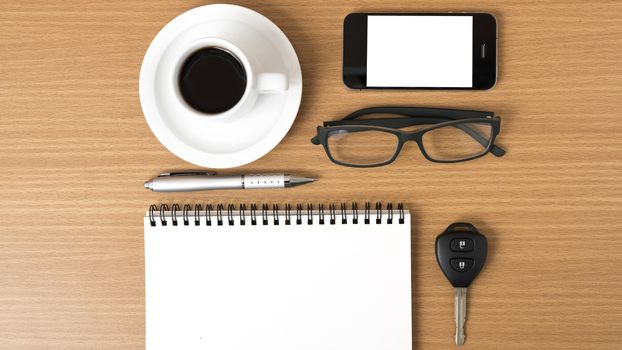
[
  {"x1": 453, "y1": 123, "x2": 506, "y2": 157},
  {"x1": 343, "y1": 107, "x2": 492, "y2": 120},
  {"x1": 324, "y1": 117, "x2": 506, "y2": 157}
]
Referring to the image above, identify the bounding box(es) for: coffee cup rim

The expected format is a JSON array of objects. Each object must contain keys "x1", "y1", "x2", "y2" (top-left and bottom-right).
[{"x1": 171, "y1": 37, "x2": 254, "y2": 120}]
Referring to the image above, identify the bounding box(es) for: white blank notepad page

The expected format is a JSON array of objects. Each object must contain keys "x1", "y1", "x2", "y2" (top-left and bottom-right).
[{"x1": 145, "y1": 212, "x2": 412, "y2": 350}]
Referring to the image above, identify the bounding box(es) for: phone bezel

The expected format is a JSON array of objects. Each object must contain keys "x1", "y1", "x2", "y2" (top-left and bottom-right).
[{"x1": 343, "y1": 13, "x2": 497, "y2": 90}]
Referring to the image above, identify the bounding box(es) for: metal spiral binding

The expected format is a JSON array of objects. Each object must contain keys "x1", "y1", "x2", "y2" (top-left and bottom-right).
[
  {"x1": 149, "y1": 204, "x2": 157, "y2": 226},
  {"x1": 273, "y1": 204, "x2": 279, "y2": 225},
  {"x1": 205, "y1": 204, "x2": 213, "y2": 226},
  {"x1": 398, "y1": 203, "x2": 405, "y2": 224},
  {"x1": 171, "y1": 204, "x2": 180, "y2": 226},
  {"x1": 250, "y1": 204, "x2": 257, "y2": 225},
  {"x1": 216, "y1": 204, "x2": 224, "y2": 226},
  {"x1": 239, "y1": 204, "x2": 246, "y2": 226},
  {"x1": 194, "y1": 204, "x2": 201, "y2": 226},
  {"x1": 160, "y1": 204, "x2": 169, "y2": 226},
  {"x1": 262, "y1": 204, "x2": 269, "y2": 225},
  {"x1": 183, "y1": 204, "x2": 191, "y2": 225},
  {"x1": 148, "y1": 202, "x2": 406, "y2": 227},
  {"x1": 285, "y1": 204, "x2": 291, "y2": 225},
  {"x1": 307, "y1": 204, "x2": 313, "y2": 225},
  {"x1": 227, "y1": 204, "x2": 235, "y2": 225},
  {"x1": 296, "y1": 204, "x2": 302, "y2": 225}
]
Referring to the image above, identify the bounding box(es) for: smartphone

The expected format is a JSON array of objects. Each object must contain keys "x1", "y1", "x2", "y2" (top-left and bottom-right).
[{"x1": 343, "y1": 13, "x2": 497, "y2": 90}]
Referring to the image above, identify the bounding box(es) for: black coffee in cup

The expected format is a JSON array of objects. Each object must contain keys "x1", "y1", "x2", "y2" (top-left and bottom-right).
[{"x1": 178, "y1": 48, "x2": 247, "y2": 114}]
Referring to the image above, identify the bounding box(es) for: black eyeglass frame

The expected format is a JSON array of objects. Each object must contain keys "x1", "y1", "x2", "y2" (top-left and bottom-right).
[{"x1": 311, "y1": 107, "x2": 505, "y2": 168}]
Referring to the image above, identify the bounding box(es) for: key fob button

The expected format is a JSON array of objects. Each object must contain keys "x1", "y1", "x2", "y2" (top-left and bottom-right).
[
  {"x1": 450, "y1": 238, "x2": 474, "y2": 252},
  {"x1": 450, "y1": 258, "x2": 474, "y2": 272}
]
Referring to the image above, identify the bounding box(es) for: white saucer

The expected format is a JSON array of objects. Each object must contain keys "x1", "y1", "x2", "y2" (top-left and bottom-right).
[{"x1": 139, "y1": 4, "x2": 302, "y2": 168}]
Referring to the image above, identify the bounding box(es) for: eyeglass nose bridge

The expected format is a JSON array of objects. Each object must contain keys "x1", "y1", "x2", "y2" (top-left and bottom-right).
[
  {"x1": 401, "y1": 130, "x2": 424, "y2": 143},
  {"x1": 396, "y1": 131, "x2": 428, "y2": 160}
]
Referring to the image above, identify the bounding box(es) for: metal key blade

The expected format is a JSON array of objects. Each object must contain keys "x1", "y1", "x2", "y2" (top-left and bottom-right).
[{"x1": 455, "y1": 287, "x2": 467, "y2": 346}]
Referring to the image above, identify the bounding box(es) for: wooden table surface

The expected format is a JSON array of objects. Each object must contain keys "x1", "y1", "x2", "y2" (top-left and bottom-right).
[{"x1": 2, "y1": 0, "x2": 621, "y2": 349}]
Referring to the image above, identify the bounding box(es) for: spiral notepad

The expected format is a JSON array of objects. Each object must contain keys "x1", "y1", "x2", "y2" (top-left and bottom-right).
[{"x1": 145, "y1": 202, "x2": 412, "y2": 350}]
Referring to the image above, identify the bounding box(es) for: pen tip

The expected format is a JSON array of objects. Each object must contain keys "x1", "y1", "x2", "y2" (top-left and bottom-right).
[
  {"x1": 287, "y1": 176, "x2": 315, "y2": 187},
  {"x1": 144, "y1": 181, "x2": 151, "y2": 190}
]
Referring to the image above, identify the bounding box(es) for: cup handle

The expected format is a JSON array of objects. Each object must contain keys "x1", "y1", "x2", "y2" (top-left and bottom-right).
[{"x1": 256, "y1": 73, "x2": 288, "y2": 93}]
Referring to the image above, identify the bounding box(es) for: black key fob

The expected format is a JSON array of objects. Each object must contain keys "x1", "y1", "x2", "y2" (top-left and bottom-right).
[{"x1": 435, "y1": 222, "x2": 488, "y2": 288}]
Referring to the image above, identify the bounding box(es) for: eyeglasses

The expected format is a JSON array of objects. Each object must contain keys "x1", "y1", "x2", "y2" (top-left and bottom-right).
[{"x1": 311, "y1": 107, "x2": 505, "y2": 167}]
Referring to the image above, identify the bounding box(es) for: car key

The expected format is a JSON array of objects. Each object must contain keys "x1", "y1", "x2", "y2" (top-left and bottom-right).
[{"x1": 435, "y1": 222, "x2": 488, "y2": 346}]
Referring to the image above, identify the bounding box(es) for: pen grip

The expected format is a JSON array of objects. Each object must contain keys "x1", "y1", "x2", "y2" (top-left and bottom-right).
[
  {"x1": 243, "y1": 174, "x2": 286, "y2": 189},
  {"x1": 150, "y1": 175, "x2": 244, "y2": 192}
]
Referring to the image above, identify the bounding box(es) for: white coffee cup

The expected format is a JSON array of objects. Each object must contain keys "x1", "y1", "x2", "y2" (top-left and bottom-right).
[{"x1": 171, "y1": 37, "x2": 289, "y2": 121}]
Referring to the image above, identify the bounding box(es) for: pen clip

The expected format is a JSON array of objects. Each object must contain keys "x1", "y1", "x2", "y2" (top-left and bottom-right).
[{"x1": 157, "y1": 170, "x2": 216, "y2": 177}]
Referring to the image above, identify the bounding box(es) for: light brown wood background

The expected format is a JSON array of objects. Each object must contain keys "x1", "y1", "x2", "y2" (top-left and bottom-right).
[{"x1": 1, "y1": 0, "x2": 621, "y2": 349}]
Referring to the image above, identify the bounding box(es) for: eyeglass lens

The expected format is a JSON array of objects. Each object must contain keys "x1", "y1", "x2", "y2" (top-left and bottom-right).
[
  {"x1": 422, "y1": 121, "x2": 492, "y2": 161},
  {"x1": 327, "y1": 129, "x2": 399, "y2": 166}
]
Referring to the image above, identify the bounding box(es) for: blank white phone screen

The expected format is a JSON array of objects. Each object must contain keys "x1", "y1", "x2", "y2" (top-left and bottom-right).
[{"x1": 367, "y1": 16, "x2": 473, "y2": 87}]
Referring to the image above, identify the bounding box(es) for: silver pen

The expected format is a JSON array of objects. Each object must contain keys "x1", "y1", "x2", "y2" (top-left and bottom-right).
[{"x1": 144, "y1": 171, "x2": 315, "y2": 192}]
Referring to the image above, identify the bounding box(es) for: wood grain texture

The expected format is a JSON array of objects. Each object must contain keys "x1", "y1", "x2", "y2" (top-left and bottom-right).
[{"x1": 1, "y1": 0, "x2": 621, "y2": 349}]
